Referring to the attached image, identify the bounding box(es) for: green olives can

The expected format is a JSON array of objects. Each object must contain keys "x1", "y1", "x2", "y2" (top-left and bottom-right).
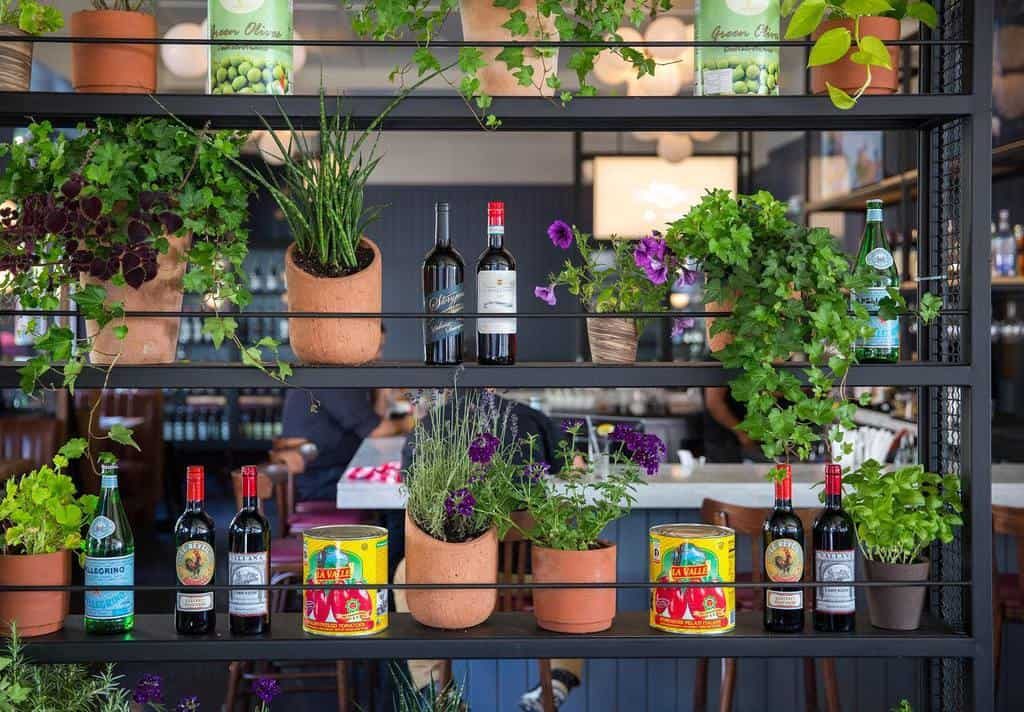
[
  {"x1": 208, "y1": 0, "x2": 294, "y2": 96},
  {"x1": 695, "y1": 0, "x2": 780, "y2": 97}
]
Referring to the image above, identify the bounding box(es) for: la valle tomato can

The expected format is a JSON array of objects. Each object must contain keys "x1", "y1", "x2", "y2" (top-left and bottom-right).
[
  {"x1": 303, "y1": 525, "x2": 388, "y2": 636},
  {"x1": 650, "y1": 524, "x2": 735, "y2": 634}
]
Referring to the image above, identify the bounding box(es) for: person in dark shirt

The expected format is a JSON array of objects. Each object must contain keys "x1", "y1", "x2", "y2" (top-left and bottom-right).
[{"x1": 703, "y1": 386, "x2": 767, "y2": 463}]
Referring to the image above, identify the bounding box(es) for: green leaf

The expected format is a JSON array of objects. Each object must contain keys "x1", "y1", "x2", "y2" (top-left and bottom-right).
[
  {"x1": 906, "y1": 1, "x2": 938, "y2": 29},
  {"x1": 855, "y1": 35, "x2": 892, "y2": 69},
  {"x1": 61, "y1": 359, "x2": 83, "y2": 392},
  {"x1": 808, "y1": 27, "x2": 852, "y2": 66},
  {"x1": 785, "y1": 0, "x2": 827, "y2": 39},
  {"x1": 113, "y1": 324, "x2": 129, "y2": 340},
  {"x1": 108, "y1": 424, "x2": 140, "y2": 451},
  {"x1": 110, "y1": 271, "x2": 126, "y2": 287},
  {"x1": 58, "y1": 438, "x2": 88, "y2": 459},
  {"x1": 501, "y1": 9, "x2": 529, "y2": 36},
  {"x1": 841, "y1": 0, "x2": 894, "y2": 16},
  {"x1": 825, "y1": 82, "x2": 857, "y2": 109}
]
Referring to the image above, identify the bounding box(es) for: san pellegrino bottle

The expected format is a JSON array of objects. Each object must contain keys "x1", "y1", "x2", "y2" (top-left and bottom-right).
[
  {"x1": 762, "y1": 464, "x2": 804, "y2": 633},
  {"x1": 85, "y1": 462, "x2": 135, "y2": 633},
  {"x1": 852, "y1": 199, "x2": 900, "y2": 362},
  {"x1": 813, "y1": 464, "x2": 856, "y2": 632},
  {"x1": 175, "y1": 466, "x2": 216, "y2": 635}
]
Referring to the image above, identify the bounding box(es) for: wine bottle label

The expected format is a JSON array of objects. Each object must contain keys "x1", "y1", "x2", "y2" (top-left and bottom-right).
[
  {"x1": 764, "y1": 539, "x2": 803, "y2": 582},
  {"x1": 84, "y1": 554, "x2": 134, "y2": 620},
  {"x1": 229, "y1": 551, "x2": 268, "y2": 615},
  {"x1": 88, "y1": 515, "x2": 116, "y2": 541},
  {"x1": 477, "y1": 270, "x2": 517, "y2": 335},
  {"x1": 177, "y1": 592, "x2": 215, "y2": 612},
  {"x1": 815, "y1": 549, "x2": 856, "y2": 614},
  {"x1": 853, "y1": 287, "x2": 899, "y2": 349},
  {"x1": 766, "y1": 589, "x2": 803, "y2": 610},
  {"x1": 424, "y1": 282, "x2": 464, "y2": 342},
  {"x1": 177, "y1": 540, "x2": 215, "y2": 586}
]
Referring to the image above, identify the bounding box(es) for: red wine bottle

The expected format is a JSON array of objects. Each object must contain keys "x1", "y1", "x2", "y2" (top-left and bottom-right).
[
  {"x1": 813, "y1": 464, "x2": 856, "y2": 632},
  {"x1": 423, "y1": 201, "x2": 465, "y2": 365},
  {"x1": 763, "y1": 465, "x2": 805, "y2": 632},
  {"x1": 228, "y1": 466, "x2": 271, "y2": 634},
  {"x1": 175, "y1": 466, "x2": 216, "y2": 635},
  {"x1": 476, "y1": 201, "x2": 517, "y2": 365}
]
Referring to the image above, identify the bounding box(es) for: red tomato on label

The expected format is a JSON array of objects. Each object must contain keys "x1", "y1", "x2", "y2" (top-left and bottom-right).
[
  {"x1": 307, "y1": 589, "x2": 331, "y2": 622},
  {"x1": 655, "y1": 584, "x2": 688, "y2": 620},
  {"x1": 331, "y1": 587, "x2": 372, "y2": 620}
]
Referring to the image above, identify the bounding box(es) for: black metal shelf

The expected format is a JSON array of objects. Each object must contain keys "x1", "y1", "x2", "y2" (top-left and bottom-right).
[
  {"x1": 19, "y1": 612, "x2": 970, "y2": 663},
  {"x1": 0, "y1": 93, "x2": 971, "y2": 131},
  {"x1": 0, "y1": 361, "x2": 971, "y2": 389}
]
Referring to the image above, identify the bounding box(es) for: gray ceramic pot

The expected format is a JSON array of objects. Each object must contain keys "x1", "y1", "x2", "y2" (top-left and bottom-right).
[{"x1": 864, "y1": 557, "x2": 930, "y2": 631}]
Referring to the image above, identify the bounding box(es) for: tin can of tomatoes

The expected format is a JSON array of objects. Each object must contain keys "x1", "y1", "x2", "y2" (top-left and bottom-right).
[
  {"x1": 650, "y1": 524, "x2": 735, "y2": 634},
  {"x1": 303, "y1": 525, "x2": 388, "y2": 636}
]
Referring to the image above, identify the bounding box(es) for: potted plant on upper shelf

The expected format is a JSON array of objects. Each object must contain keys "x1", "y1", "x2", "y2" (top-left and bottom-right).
[
  {"x1": 841, "y1": 458, "x2": 963, "y2": 630},
  {"x1": 533, "y1": 220, "x2": 677, "y2": 363},
  {"x1": 0, "y1": 0, "x2": 62, "y2": 91},
  {"x1": 783, "y1": 0, "x2": 938, "y2": 109},
  {"x1": 0, "y1": 439, "x2": 96, "y2": 637},
  {"x1": 70, "y1": 0, "x2": 157, "y2": 93}
]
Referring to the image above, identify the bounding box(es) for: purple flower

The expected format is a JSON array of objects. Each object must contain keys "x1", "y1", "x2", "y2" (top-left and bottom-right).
[
  {"x1": 253, "y1": 677, "x2": 282, "y2": 705},
  {"x1": 547, "y1": 220, "x2": 573, "y2": 249},
  {"x1": 674, "y1": 267, "x2": 698, "y2": 288},
  {"x1": 176, "y1": 697, "x2": 201, "y2": 712},
  {"x1": 534, "y1": 284, "x2": 557, "y2": 306},
  {"x1": 560, "y1": 418, "x2": 583, "y2": 433},
  {"x1": 468, "y1": 432, "x2": 499, "y2": 465},
  {"x1": 634, "y1": 235, "x2": 669, "y2": 285},
  {"x1": 523, "y1": 461, "x2": 550, "y2": 482},
  {"x1": 444, "y1": 487, "x2": 477, "y2": 518},
  {"x1": 610, "y1": 425, "x2": 666, "y2": 475},
  {"x1": 132, "y1": 674, "x2": 163, "y2": 705},
  {"x1": 672, "y1": 317, "x2": 695, "y2": 338}
]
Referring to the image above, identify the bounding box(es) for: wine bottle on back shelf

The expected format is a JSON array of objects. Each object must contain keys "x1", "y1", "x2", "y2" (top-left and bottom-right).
[
  {"x1": 175, "y1": 466, "x2": 216, "y2": 635},
  {"x1": 423, "y1": 201, "x2": 465, "y2": 365},
  {"x1": 852, "y1": 199, "x2": 900, "y2": 362},
  {"x1": 85, "y1": 462, "x2": 135, "y2": 634},
  {"x1": 813, "y1": 464, "x2": 856, "y2": 633},
  {"x1": 229, "y1": 465, "x2": 271, "y2": 634},
  {"x1": 476, "y1": 201, "x2": 517, "y2": 365},
  {"x1": 763, "y1": 464, "x2": 804, "y2": 633}
]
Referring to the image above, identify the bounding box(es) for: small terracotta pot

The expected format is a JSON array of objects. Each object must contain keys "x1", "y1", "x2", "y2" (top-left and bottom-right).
[
  {"x1": 810, "y1": 18, "x2": 901, "y2": 97},
  {"x1": 71, "y1": 10, "x2": 157, "y2": 94},
  {"x1": 404, "y1": 512, "x2": 497, "y2": 629},
  {"x1": 864, "y1": 557, "x2": 930, "y2": 631},
  {"x1": 459, "y1": 0, "x2": 557, "y2": 96},
  {"x1": 0, "y1": 550, "x2": 70, "y2": 637},
  {"x1": 532, "y1": 541, "x2": 616, "y2": 633},
  {"x1": 285, "y1": 239, "x2": 383, "y2": 365},
  {"x1": 83, "y1": 233, "x2": 190, "y2": 365},
  {"x1": 586, "y1": 317, "x2": 638, "y2": 363},
  {"x1": 705, "y1": 300, "x2": 733, "y2": 353},
  {"x1": 0, "y1": 25, "x2": 32, "y2": 92}
]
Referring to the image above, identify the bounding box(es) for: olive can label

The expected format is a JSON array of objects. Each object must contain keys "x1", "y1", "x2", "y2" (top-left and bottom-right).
[
  {"x1": 303, "y1": 525, "x2": 388, "y2": 637},
  {"x1": 208, "y1": 0, "x2": 294, "y2": 95},
  {"x1": 650, "y1": 524, "x2": 735, "y2": 634},
  {"x1": 695, "y1": 0, "x2": 780, "y2": 96}
]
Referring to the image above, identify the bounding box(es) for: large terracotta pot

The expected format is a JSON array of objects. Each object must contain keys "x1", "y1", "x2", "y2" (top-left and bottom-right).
[
  {"x1": 532, "y1": 541, "x2": 616, "y2": 633},
  {"x1": 70, "y1": 10, "x2": 157, "y2": 94},
  {"x1": 459, "y1": 0, "x2": 558, "y2": 96},
  {"x1": 0, "y1": 25, "x2": 32, "y2": 92},
  {"x1": 864, "y1": 557, "x2": 930, "y2": 631},
  {"x1": 404, "y1": 512, "x2": 497, "y2": 629},
  {"x1": 83, "y1": 233, "x2": 190, "y2": 365},
  {"x1": 705, "y1": 300, "x2": 733, "y2": 353},
  {"x1": 586, "y1": 317, "x2": 638, "y2": 363},
  {"x1": 810, "y1": 18, "x2": 901, "y2": 97},
  {"x1": 0, "y1": 550, "x2": 70, "y2": 637},
  {"x1": 285, "y1": 239, "x2": 383, "y2": 365}
]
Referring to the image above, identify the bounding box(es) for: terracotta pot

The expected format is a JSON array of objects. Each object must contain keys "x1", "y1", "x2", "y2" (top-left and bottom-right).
[
  {"x1": 71, "y1": 10, "x2": 157, "y2": 94},
  {"x1": 586, "y1": 317, "x2": 638, "y2": 363},
  {"x1": 404, "y1": 513, "x2": 497, "y2": 629},
  {"x1": 0, "y1": 25, "x2": 32, "y2": 92},
  {"x1": 285, "y1": 239, "x2": 383, "y2": 365},
  {"x1": 532, "y1": 541, "x2": 616, "y2": 633},
  {"x1": 705, "y1": 300, "x2": 733, "y2": 353},
  {"x1": 810, "y1": 18, "x2": 901, "y2": 97},
  {"x1": 83, "y1": 233, "x2": 190, "y2": 365},
  {"x1": 459, "y1": 0, "x2": 557, "y2": 96},
  {"x1": 0, "y1": 550, "x2": 70, "y2": 637},
  {"x1": 864, "y1": 557, "x2": 930, "y2": 631}
]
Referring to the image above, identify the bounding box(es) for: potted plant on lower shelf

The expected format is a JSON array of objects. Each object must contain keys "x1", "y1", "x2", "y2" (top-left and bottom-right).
[
  {"x1": 70, "y1": 0, "x2": 157, "y2": 93},
  {"x1": 0, "y1": 439, "x2": 95, "y2": 637},
  {"x1": 842, "y1": 459, "x2": 963, "y2": 631},
  {"x1": 0, "y1": 0, "x2": 62, "y2": 91}
]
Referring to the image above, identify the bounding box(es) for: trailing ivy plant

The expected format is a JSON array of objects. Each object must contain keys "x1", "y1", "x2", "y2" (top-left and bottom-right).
[{"x1": 0, "y1": 0, "x2": 62, "y2": 34}]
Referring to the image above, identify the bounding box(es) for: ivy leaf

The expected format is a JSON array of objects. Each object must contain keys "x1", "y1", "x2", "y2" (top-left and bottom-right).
[
  {"x1": 98, "y1": 451, "x2": 117, "y2": 466},
  {"x1": 906, "y1": 1, "x2": 938, "y2": 29},
  {"x1": 496, "y1": 45, "x2": 525, "y2": 70},
  {"x1": 109, "y1": 424, "x2": 140, "y2": 451},
  {"x1": 785, "y1": 0, "x2": 827, "y2": 39},
  {"x1": 113, "y1": 325, "x2": 128, "y2": 340},
  {"x1": 919, "y1": 292, "x2": 942, "y2": 323},
  {"x1": 59, "y1": 438, "x2": 88, "y2": 459},
  {"x1": 457, "y1": 46, "x2": 485, "y2": 75},
  {"x1": 501, "y1": 9, "x2": 529, "y2": 36},
  {"x1": 62, "y1": 359, "x2": 83, "y2": 393},
  {"x1": 276, "y1": 360, "x2": 293, "y2": 380},
  {"x1": 808, "y1": 27, "x2": 852, "y2": 67},
  {"x1": 110, "y1": 272, "x2": 126, "y2": 287},
  {"x1": 412, "y1": 47, "x2": 441, "y2": 76},
  {"x1": 825, "y1": 82, "x2": 857, "y2": 109}
]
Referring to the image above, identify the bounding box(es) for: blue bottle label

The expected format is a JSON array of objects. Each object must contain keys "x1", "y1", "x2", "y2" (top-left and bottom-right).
[
  {"x1": 853, "y1": 287, "x2": 899, "y2": 349},
  {"x1": 85, "y1": 554, "x2": 134, "y2": 620},
  {"x1": 424, "y1": 282, "x2": 464, "y2": 343}
]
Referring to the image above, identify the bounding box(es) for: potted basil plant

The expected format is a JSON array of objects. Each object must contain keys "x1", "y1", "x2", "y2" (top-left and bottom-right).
[
  {"x1": 0, "y1": 0, "x2": 62, "y2": 91},
  {"x1": 841, "y1": 459, "x2": 963, "y2": 630}
]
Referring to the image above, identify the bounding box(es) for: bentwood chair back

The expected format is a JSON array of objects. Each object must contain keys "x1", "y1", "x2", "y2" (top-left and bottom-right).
[{"x1": 991, "y1": 504, "x2": 1024, "y2": 695}]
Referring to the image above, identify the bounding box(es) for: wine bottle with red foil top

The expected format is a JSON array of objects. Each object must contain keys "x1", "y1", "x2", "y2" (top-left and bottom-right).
[
  {"x1": 762, "y1": 465, "x2": 805, "y2": 632},
  {"x1": 476, "y1": 201, "x2": 517, "y2": 365},
  {"x1": 813, "y1": 463, "x2": 856, "y2": 632},
  {"x1": 228, "y1": 465, "x2": 271, "y2": 634},
  {"x1": 175, "y1": 466, "x2": 216, "y2": 635}
]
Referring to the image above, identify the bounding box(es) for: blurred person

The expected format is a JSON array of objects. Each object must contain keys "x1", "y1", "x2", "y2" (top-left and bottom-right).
[{"x1": 703, "y1": 386, "x2": 765, "y2": 463}]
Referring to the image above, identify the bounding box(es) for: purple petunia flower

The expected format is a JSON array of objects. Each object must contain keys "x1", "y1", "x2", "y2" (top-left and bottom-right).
[
  {"x1": 444, "y1": 487, "x2": 477, "y2": 518},
  {"x1": 523, "y1": 462, "x2": 550, "y2": 482},
  {"x1": 547, "y1": 220, "x2": 573, "y2": 249},
  {"x1": 132, "y1": 674, "x2": 164, "y2": 705},
  {"x1": 176, "y1": 696, "x2": 201, "y2": 712},
  {"x1": 672, "y1": 317, "x2": 696, "y2": 338},
  {"x1": 634, "y1": 235, "x2": 669, "y2": 285},
  {"x1": 610, "y1": 425, "x2": 666, "y2": 475},
  {"x1": 534, "y1": 284, "x2": 557, "y2": 306},
  {"x1": 468, "y1": 432, "x2": 500, "y2": 465},
  {"x1": 560, "y1": 418, "x2": 583, "y2": 433},
  {"x1": 674, "y1": 267, "x2": 698, "y2": 289},
  {"x1": 253, "y1": 677, "x2": 282, "y2": 705}
]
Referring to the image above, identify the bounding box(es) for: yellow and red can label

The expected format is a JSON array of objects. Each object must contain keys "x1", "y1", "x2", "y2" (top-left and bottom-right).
[
  {"x1": 650, "y1": 524, "x2": 735, "y2": 634},
  {"x1": 303, "y1": 525, "x2": 388, "y2": 636}
]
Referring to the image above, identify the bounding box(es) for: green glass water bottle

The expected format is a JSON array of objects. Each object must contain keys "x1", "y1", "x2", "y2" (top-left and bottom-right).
[
  {"x1": 84, "y1": 462, "x2": 135, "y2": 633},
  {"x1": 852, "y1": 199, "x2": 900, "y2": 363}
]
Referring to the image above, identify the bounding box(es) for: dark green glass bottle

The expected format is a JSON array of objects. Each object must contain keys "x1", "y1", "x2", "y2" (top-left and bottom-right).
[
  {"x1": 84, "y1": 463, "x2": 135, "y2": 633},
  {"x1": 852, "y1": 199, "x2": 900, "y2": 362}
]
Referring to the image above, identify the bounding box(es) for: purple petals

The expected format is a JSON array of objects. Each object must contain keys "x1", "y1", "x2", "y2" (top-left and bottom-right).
[
  {"x1": 610, "y1": 424, "x2": 666, "y2": 476},
  {"x1": 633, "y1": 235, "x2": 669, "y2": 285},
  {"x1": 560, "y1": 418, "x2": 583, "y2": 433},
  {"x1": 253, "y1": 677, "x2": 282, "y2": 704},
  {"x1": 671, "y1": 317, "x2": 695, "y2": 337},
  {"x1": 468, "y1": 432, "x2": 500, "y2": 466},
  {"x1": 674, "y1": 267, "x2": 698, "y2": 288},
  {"x1": 547, "y1": 219, "x2": 573, "y2": 249},
  {"x1": 534, "y1": 284, "x2": 557, "y2": 306},
  {"x1": 176, "y1": 697, "x2": 201, "y2": 712},
  {"x1": 132, "y1": 673, "x2": 164, "y2": 704},
  {"x1": 523, "y1": 461, "x2": 550, "y2": 482},
  {"x1": 444, "y1": 487, "x2": 477, "y2": 519}
]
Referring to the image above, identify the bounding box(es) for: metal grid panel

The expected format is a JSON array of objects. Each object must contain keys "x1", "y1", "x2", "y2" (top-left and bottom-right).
[
  {"x1": 927, "y1": 117, "x2": 965, "y2": 363},
  {"x1": 939, "y1": 0, "x2": 967, "y2": 93}
]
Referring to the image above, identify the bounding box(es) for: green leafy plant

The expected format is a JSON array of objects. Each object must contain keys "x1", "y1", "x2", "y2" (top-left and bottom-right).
[
  {"x1": 87, "y1": 0, "x2": 150, "y2": 12},
  {"x1": 890, "y1": 700, "x2": 913, "y2": 712},
  {"x1": 0, "y1": 439, "x2": 96, "y2": 559},
  {"x1": 0, "y1": 0, "x2": 62, "y2": 34},
  {"x1": 388, "y1": 663, "x2": 467, "y2": 712},
  {"x1": 783, "y1": 0, "x2": 938, "y2": 109},
  {"x1": 841, "y1": 459, "x2": 962, "y2": 565}
]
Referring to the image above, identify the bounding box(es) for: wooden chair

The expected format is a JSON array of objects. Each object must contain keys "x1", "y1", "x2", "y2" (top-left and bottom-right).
[
  {"x1": 694, "y1": 498, "x2": 841, "y2": 712},
  {"x1": 992, "y1": 504, "x2": 1024, "y2": 699},
  {"x1": 0, "y1": 415, "x2": 61, "y2": 471},
  {"x1": 268, "y1": 437, "x2": 365, "y2": 535}
]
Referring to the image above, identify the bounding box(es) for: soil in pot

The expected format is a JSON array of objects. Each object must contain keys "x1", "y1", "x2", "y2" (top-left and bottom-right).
[
  {"x1": 864, "y1": 557, "x2": 930, "y2": 631},
  {"x1": 586, "y1": 317, "x2": 639, "y2": 363},
  {"x1": 810, "y1": 18, "x2": 900, "y2": 97},
  {"x1": 70, "y1": 10, "x2": 157, "y2": 93},
  {"x1": 0, "y1": 26, "x2": 32, "y2": 92},
  {"x1": 286, "y1": 239, "x2": 383, "y2": 365},
  {"x1": 0, "y1": 550, "x2": 71, "y2": 637},
  {"x1": 404, "y1": 512, "x2": 497, "y2": 629},
  {"x1": 459, "y1": 0, "x2": 558, "y2": 97},
  {"x1": 532, "y1": 541, "x2": 616, "y2": 633}
]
